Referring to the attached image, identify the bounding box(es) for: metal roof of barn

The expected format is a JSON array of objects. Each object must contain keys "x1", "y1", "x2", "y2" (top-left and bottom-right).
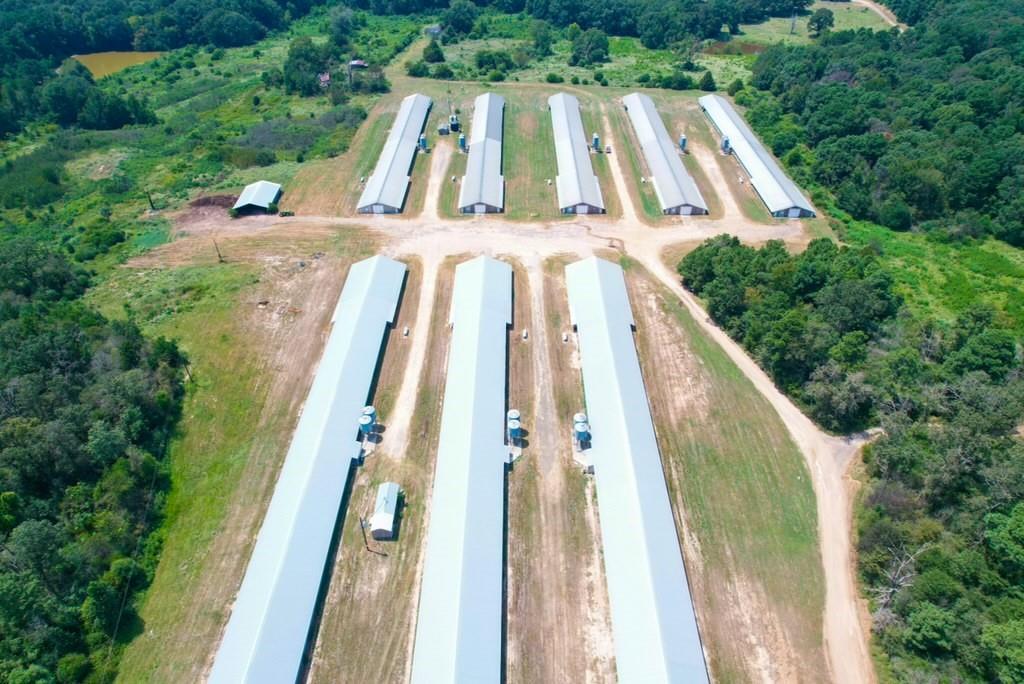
[
  {"x1": 357, "y1": 93, "x2": 432, "y2": 212},
  {"x1": 622, "y1": 93, "x2": 708, "y2": 215},
  {"x1": 458, "y1": 93, "x2": 505, "y2": 211},
  {"x1": 209, "y1": 255, "x2": 407, "y2": 684},
  {"x1": 233, "y1": 180, "x2": 281, "y2": 210},
  {"x1": 565, "y1": 257, "x2": 709, "y2": 684},
  {"x1": 549, "y1": 93, "x2": 605, "y2": 212},
  {"x1": 410, "y1": 256, "x2": 512, "y2": 683},
  {"x1": 698, "y1": 94, "x2": 815, "y2": 217}
]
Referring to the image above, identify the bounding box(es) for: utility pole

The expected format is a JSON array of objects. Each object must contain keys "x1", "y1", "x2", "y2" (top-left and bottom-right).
[
  {"x1": 145, "y1": 190, "x2": 156, "y2": 211},
  {"x1": 213, "y1": 239, "x2": 225, "y2": 263}
]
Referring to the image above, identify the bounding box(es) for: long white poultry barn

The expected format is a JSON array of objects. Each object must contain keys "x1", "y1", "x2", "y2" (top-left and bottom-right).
[
  {"x1": 410, "y1": 256, "x2": 512, "y2": 682},
  {"x1": 566, "y1": 256, "x2": 709, "y2": 684},
  {"x1": 699, "y1": 94, "x2": 815, "y2": 218},
  {"x1": 209, "y1": 255, "x2": 407, "y2": 684},
  {"x1": 458, "y1": 93, "x2": 505, "y2": 214},
  {"x1": 548, "y1": 93, "x2": 605, "y2": 214},
  {"x1": 357, "y1": 93, "x2": 432, "y2": 214},
  {"x1": 622, "y1": 92, "x2": 708, "y2": 216}
]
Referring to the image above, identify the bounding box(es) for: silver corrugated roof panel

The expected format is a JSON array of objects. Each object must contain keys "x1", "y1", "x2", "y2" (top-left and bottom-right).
[
  {"x1": 209, "y1": 255, "x2": 407, "y2": 684},
  {"x1": 549, "y1": 93, "x2": 605, "y2": 213},
  {"x1": 699, "y1": 94, "x2": 815, "y2": 217},
  {"x1": 467, "y1": 92, "x2": 505, "y2": 146},
  {"x1": 458, "y1": 93, "x2": 505, "y2": 212},
  {"x1": 370, "y1": 481, "x2": 400, "y2": 533},
  {"x1": 357, "y1": 94, "x2": 432, "y2": 213},
  {"x1": 623, "y1": 93, "x2": 708, "y2": 215},
  {"x1": 566, "y1": 257, "x2": 709, "y2": 684},
  {"x1": 411, "y1": 256, "x2": 512, "y2": 683},
  {"x1": 233, "y1": 180, "x2": 281, "y2": 210}
]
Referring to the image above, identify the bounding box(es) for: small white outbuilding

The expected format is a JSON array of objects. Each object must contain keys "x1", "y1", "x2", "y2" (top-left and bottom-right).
[
  {"x1": 370, "y1": 481, "x2": 401, "y2": 540},
  {"x1": 232, "y1": 180, "x2": 282, "y2": 213}
]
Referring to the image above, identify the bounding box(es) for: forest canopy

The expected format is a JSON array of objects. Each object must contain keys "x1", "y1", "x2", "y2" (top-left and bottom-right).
[
  {"x1": 743, "y1": 0, "x2": 1024, "y2": 246},
  {"x1": 0, "y1": 240, "x2": 186, "y2": 682},
  {"x1": 0, "y1": 0, "x2": 328, "y2": 136}
]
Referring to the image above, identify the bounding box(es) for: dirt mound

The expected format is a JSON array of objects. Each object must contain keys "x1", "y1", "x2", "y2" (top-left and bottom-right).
[{"x1": 190, "y1": 195, "x2": 235, "y2": 208}]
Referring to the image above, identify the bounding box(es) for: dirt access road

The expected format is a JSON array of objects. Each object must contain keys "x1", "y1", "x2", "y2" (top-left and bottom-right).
[{"x1": 852, "y1": 0, "x2": 905, "y2": 29}]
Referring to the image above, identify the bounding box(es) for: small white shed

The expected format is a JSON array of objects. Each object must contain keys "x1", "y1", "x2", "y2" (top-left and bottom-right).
[
  {"x1": 232, "y1": 180, "x2": 282, "y2": 213},
  {"x1": 370, "y1": 482, "x2": 401, "y2": 540}
]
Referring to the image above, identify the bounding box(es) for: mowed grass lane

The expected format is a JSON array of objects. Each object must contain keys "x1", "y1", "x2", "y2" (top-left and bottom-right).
[{"x1": 625, "y1": 262, "x2": 827, "y2": 682}]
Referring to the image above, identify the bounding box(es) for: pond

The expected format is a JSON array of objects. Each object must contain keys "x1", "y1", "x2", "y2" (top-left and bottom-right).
[{"x1": 72, "y1": 51, "x2": 163, "y2": 78}]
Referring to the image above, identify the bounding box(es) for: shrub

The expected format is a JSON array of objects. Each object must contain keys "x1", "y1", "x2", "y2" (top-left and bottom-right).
[
  {"x1": 475, "y1": 49, "x2": 514, "y2": 72},
  {"x1": 488, "y1": 70, "x2": 506, "y2": 82},
  {"x1": 727, "y1": 78, "x2": 744, "y2": 95},
  {"x1": 699, "y1": 70, "x2": 717, "y2": 91},
  {"x1": 659, "y1": 72, "x2": 693, "y2": 90},
  {"x1": 432, "y1": 64, "x2": 454, "y2": 80},
  {"x1": 545, "y1": 72, "x2": 564, "y2": 83},
  {"x1": 423, "y1": 39, "x2": 445, "y2": 63},
  {"x1": 0, "y1": 146, "x2": 68, "y2": 208},
  {"x1": 570, "y1": 75, "x2": 580, "y2": 85},
  {"x1": 405, "y1": 60, "x2": 429, "y2": 78}
]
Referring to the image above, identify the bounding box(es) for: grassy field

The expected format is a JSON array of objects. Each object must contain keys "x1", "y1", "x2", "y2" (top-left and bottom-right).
[
  {"x1": 503, "y1": 92, "x2": 561, "y2": 220},
  {"x1": 624, "y1": 261, "x2": 827, "y2": 682},
  {"x1": 439, "y1": 143, "x2": 468, "y2": 218},
  {"x1": 417, "y1": 2, "x2": 890, "y2": 92},
  {"x1": 93, "y1": 228, "x2": 378, "y2": 682},
  {"x1": 734, "y1": 1, "x2": 892, "y2": 47},
  {"x1": 844, "y1": 218, "x2": 1024, "y2": 336}
]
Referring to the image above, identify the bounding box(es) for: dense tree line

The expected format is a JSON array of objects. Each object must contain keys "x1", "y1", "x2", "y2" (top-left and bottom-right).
[
  {"x1": 0, "y1": 0, "x2": 330, "y2": 136},
  {"x1": 382, "y1": 0, "x2": 813, "y2": 48},
  {"x1": 745, "y1": 0, "x2": 1024, "y2": 246},
  {"x1": 680, "y1": 236, "x2": 1024, "y2": 682},
  {"x1": 879, "y1": 0, "x2": 936, "y2": 23},
  {"x1": 0, "y1": 240, "x2": 186, "y2": 682}
]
